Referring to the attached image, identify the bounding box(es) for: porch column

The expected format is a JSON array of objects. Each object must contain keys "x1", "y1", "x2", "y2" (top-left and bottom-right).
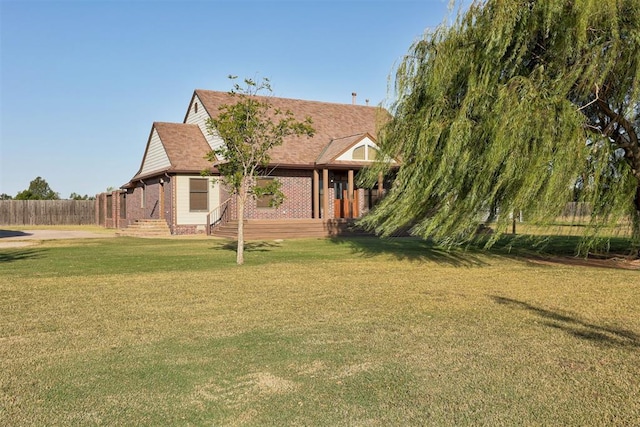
[
  {"x1": 378, "y1": 172, "x2": 384, "y2": 194},
  {"x1": 348, "y1": 169, "x2": 354, "y2": 218},
  {"x1": 322, "y1": 168, "x2": 329, "y2": 219},
  {"x1": 313, "y1": 169, "x2": 319, "y2": 219}
]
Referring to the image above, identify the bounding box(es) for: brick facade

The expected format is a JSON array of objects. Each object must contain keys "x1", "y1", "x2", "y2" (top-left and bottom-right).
[
  {"x1": 221, "y1": 169, "x2": 375, "y2": 222},
  {"x1": 172, "y1": 225, "x2": 202, "y2": 235},
  {"x1": 107, "y1": 176, "x2": 174, "y2": 230},
  {"x1": 96, "y1": 190, "x2": 125, "y2": 229},
  {"x1": 241, "y1": 170, "x2": 313, "y2": 220},
  {"x1": 123, "y1": 182, "x2": 155, "y2": 221},
  {"x1": 110, "y1": 169, "x2": 379, "y2": 234}
]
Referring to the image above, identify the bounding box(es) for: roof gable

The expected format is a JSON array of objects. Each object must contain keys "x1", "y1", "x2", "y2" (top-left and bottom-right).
[
  {"x1": 137, "y1": 127, "x2": 171, "y2": 178},
  {"x1": 335, "y1": 134, "x2": 381, "y2": 162},
  {"x1": 183, "y1": 92, "x2": 226, "y2": 153},
  {"x1": 316, "y1": 133, "x2": 369, "y2": 165},
  {"x1": 130, "y1": 122, "x2": 212, "y2": 181}
]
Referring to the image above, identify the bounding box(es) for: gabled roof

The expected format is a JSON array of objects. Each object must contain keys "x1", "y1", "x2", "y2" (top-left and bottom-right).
[
  {"x1": 193, "y1": 90, "x2": 387, "y2": 166},
  {"x1": 155, "y1": 122, "x2": 213, "y2": 172},
  {"x1": 129, "y1": 122, "x2": 212, "y2": 182},
  {"x1": 316, "y1": 133, "x2": 372, "y2": 165}
]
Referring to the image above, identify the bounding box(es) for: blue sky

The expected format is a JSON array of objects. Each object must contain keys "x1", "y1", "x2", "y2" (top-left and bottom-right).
[{"x1": 1, "y1": 0, "x2": 461, "y2": 198}]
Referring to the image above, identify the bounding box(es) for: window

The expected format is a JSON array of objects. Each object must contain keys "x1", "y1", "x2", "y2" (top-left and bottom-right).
[
  {"x1": 353, "y1": 145, "x2": 365, "y2": 160},
  {"x1": 351, "y1": 144, "x2": 378, "y2": 161},
  {"x1": 190, "y1": 178, "x2": 208, "y2": 211},
  {"x1": 194, "y1": 102, "x2": 198, "y2": 114},
  {"x1": 255, "y1": 178, "x2": 275, "y2": 208}
]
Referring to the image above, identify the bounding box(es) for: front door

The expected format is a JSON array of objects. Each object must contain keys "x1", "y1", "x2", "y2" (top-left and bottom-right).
[{"x1": 333, "y1": 182, "x2": 359, "y2": 219}]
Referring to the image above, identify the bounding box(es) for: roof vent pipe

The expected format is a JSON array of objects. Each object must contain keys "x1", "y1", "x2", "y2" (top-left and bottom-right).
[{"x1": 352, "y1": 92, "x2": 357, "y2": 105}]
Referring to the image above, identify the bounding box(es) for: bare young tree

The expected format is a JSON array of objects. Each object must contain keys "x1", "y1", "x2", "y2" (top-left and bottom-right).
[{"x1": 206, "y1": 77, "x2": 314, "y2": 264}]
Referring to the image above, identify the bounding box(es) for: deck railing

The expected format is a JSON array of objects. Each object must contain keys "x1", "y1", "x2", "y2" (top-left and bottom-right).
[{"x1": 206, "y1": 198, "x2": 232, "y2": 236}]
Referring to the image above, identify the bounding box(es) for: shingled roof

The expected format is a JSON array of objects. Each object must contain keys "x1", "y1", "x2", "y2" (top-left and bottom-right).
[
  {"x1": 125, "y1": 91, "x2": 390, "y2": 188},
  {"x1": 192, "y1": 90, "x2": 387, "y2": 166},
  {"x1": 129, "y1": 122, "x2": 212, "y2": 182}
]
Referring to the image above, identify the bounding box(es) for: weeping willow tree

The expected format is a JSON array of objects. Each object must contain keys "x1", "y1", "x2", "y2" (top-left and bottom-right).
[{"x1": 361, "y1": 0, "x2": 640, "y2": 255}]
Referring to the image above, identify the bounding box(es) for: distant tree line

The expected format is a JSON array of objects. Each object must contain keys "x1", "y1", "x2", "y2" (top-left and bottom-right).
[{"x1": 0, "y1": 176, "x2": 96, "y2": 200}]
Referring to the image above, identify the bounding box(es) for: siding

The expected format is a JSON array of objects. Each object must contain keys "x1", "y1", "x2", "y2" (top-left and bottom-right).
[
  {"x1": 175, "y1": 175, "x2": 220, "y2": 225},
  {"x1": 139, "y1": 128, "x2": 171, "y2": 176},
  {"x1": 184, "y1": 94, "x2": 226, "y2": 153}
]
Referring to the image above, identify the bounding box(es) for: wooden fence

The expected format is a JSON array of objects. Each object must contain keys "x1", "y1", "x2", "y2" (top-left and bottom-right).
[
  {"x1": 0, "y1": 200, "x2": 96, "y2": 226},
  {"x1": 560, "y1": 202, "x2": 592, "y2": 218}
]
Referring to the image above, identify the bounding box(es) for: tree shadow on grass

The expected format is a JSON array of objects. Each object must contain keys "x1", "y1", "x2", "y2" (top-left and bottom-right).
[
  {"x1": 334, "y1": 233, "x2": 636, "y2": 269},
  {"x1": 0, "y1": 248, "x2": 45, "y2": 263},
  {"x1": 490, "y1": 295, "x2": 640, "y2": 349},
  {"x1": 217, "y1": 240, "x2": 283, "y2": 253},
  {"x1": 329, "y1": 236, "x2": 489, "y2": 267},
  {"x1": 481, "y1": 234, "x2": 639, "y2": 269}
]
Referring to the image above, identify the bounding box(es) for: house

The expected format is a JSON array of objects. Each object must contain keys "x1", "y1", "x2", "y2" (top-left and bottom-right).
[{"x1": 118, "y1": 90, "x2": 393, "y2": 235}]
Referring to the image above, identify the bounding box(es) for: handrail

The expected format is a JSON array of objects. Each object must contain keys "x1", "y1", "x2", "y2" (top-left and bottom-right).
[
  {"x1": 149, "y1": 200, "x2": 159, "y2": 218},
  {"x1": 206, "y1": 198, "x2": 232, "y2": 236}
]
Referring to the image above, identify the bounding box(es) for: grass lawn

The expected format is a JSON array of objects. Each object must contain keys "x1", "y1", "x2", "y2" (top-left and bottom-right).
[{"x1": 1, "y1": 235, "x2": 639, "y2": 425}]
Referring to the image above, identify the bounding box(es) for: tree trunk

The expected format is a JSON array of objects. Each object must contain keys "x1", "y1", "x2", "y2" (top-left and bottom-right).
[
  {"x1": 237, "y1": 200, "x2": 244, "y2": 265},
  {"x1": 633, "y1": 182, "x2": 640, "y2": 258},
  {"x1": 236, "y1": 182, "x2": 247, "y2": 265}
]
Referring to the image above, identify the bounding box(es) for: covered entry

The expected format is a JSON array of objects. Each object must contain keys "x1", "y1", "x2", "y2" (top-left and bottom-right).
[
  {"x1": 312, "y1": 133, "x2": 394, "y2": 220},
  {"x1": 332, "y1": 171, "x2": 358, "y2": 218}
]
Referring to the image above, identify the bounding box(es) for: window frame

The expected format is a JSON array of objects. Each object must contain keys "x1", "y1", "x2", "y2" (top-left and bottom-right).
[{"x1": 189, "y1": 178, "x2": 209, "y2": 212}]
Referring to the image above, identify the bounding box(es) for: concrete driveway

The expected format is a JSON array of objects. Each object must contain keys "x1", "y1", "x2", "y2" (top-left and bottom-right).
[{"x1": 0, "y1": 229, "x2": 112, "y2": 248}]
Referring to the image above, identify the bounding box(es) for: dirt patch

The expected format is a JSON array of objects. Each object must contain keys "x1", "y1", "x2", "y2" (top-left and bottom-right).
[
  {"x1": 250, "y1": 372, "x2": 297, "y2": 394},
  {"x1": 0, "y1": 229, "x2": 112, "y2": 248}
]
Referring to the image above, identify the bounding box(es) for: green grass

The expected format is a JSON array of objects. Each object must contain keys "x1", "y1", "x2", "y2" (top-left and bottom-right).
[{"x1": 1, "y1": 235, "x2": 639, "y2": 425}]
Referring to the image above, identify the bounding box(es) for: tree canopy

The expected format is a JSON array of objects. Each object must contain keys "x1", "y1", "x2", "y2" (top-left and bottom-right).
[
  {"x1": 15, "y1": 177, "x2": 60, "y2": 200},
  {"x1": 69, "y1": 193, "x2": 95, "y2": 200},
  {"x1": 361, "y1": 0, "x2": 640, "y2": 253},
  {"x1": 206, "y1": 77, "x2": 314, "y2": 264}
]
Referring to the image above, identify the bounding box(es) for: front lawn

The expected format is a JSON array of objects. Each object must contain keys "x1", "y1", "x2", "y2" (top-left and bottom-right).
[{"x1": 1, "y1": 236, "x2": 638, "y2": 425}]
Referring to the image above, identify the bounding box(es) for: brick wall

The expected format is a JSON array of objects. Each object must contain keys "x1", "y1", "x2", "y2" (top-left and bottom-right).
[
  {"x1": 223, "y1": 169, "x2": 376, "y2": 221},
  {"x1": 145, "y1": 181, "x2": 161, "y2": 219},
  {"x1": 113, "y1": 169, "x2": 372, "y2": 233},
  {"x1": 226, "y1": 170, "x2": 314, "y2": 220},
  {"x1": 125, "y1": 187, "x2": 142, "y2": 226},
  {"x1": 97, "y1": 190, "x2": 125, "y2": 228},
  {"x1": 172, "y1": 224, "x2": 206, "y2": 235},
  {"x1": 124, "y1": 177, "x2": 173, "y2": 228}
]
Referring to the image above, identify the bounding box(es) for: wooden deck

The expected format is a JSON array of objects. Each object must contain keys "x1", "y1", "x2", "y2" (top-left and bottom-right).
[{"x1": 211, "y1": 218, "x2": 374, "y2": 240}]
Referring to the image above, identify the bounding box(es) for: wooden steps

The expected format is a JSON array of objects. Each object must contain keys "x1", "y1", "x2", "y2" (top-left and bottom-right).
[
  {"x1": 211, "y1": 218, "x2": 373, "y2": 240},
  {"x1": 117, "y1": 219, "x2": 171, "y2": 237}
]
